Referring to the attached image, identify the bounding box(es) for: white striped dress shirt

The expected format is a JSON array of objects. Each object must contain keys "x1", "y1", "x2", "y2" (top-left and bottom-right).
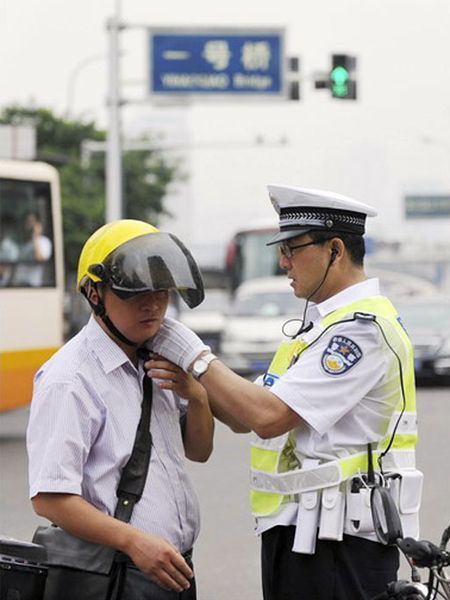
[{"x1": 27, "y1": 316, "x2": 200, "y2": 553}]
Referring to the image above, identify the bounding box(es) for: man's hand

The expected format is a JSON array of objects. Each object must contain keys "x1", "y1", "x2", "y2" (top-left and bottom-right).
[
  {"x1": 148, "y1": 354, "x2": 214, "y2": 462},
  {"x1": 149, "y1": 316, "x2": 209, "y2": 372},
  {"x1": 148, "y1": 354, "x2": 207, "y2": 403},
  {"x1": 126, "y1": 531, "x2": 193, "y2": 592},
  {"x1": 31, "y1": 493, "x2": 193, "y2": 593}
]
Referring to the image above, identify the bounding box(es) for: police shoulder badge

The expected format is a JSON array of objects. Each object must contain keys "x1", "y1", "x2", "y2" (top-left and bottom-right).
[{"x1": 321, "y1": 335, "x2": 363, "y2": 375}]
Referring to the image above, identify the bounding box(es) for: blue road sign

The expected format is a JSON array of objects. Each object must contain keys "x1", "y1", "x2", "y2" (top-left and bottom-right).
[{"x1": 149, "y1": 29, "x2": 285, "y2": 97}]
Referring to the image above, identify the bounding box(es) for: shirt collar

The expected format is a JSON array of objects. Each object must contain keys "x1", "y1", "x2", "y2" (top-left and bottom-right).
[
  {"x1": 307, "y1": 278, "x2": 381, "y2": 321},
  {"x1": 85, "y1": 315, "x2": 136, "y2": 374}
]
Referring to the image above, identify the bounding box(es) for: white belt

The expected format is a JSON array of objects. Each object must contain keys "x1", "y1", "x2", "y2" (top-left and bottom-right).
[{"x1": 251, "y1": 459, "x2": 345, "y2": 496}]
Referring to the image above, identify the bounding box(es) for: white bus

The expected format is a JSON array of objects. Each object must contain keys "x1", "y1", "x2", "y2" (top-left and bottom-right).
[{"x1": 0, "y1": 160, "x2": 64, "y2": 412}]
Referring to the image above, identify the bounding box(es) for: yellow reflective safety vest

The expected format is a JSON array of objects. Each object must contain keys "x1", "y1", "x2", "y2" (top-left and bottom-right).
[{"x1": 250, "y1": 295, "x2": 417, "y2": 518}]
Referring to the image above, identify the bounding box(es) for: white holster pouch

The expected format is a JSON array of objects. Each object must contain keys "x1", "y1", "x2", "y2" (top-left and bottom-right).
[
  {"x1": 292, "y1": 459, "x2": 321, "y2": 554},
  {"x1": 396, "y1": 470, "x2": 423, "y2": 539},
  {"x1": 345, "y1": 480, "x2": 374, "y2": 535},
  {"x1": 344, "y1": 470, "x2": 424, "y2": 538},
  {"x1": 318, "y1": 484, "x2": 345, "y2": 541}
]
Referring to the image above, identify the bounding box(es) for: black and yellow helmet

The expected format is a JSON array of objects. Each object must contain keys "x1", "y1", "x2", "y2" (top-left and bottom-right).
[{"x1": 77, "y1": 219, "x2": 204, "y2": 309}]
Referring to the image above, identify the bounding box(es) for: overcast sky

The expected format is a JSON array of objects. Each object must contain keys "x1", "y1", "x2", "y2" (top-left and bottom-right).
[
  {"x1": 1, "y1": 0, "x2": 449, "y2": 256},
  {"x1": 2, "y1": 0, "x2": 449, "y2": 126}
]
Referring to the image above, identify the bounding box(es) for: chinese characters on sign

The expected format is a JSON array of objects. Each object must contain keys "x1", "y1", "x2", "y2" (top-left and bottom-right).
[
  {"x1": 149, "y1": 31, "x2": 284, "y2": 96},
  {"x1": 202, "y1": 40, "x2": 232, "y2": 71}
]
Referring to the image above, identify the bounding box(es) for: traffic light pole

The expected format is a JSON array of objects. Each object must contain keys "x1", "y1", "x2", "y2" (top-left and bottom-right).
[{"x1": 106, "y1": 8, "x2": 123, "y2": 222}]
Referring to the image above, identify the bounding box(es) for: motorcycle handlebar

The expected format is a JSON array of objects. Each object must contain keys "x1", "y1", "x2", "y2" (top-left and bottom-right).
[
  {"x1": 371, "y1": 527, "x2": 450, "y2": 600},
  {"x1": 398, "y1": 537, "x2": 449, "y2": 568},
  {"x1": 371, "y1": 580, "x2": 426, "y2": 600}
]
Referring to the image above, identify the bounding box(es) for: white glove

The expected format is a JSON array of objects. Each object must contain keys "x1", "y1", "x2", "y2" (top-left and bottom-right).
[{"x1": 148, "y1": 316, "x2": 210, "y2": 372}]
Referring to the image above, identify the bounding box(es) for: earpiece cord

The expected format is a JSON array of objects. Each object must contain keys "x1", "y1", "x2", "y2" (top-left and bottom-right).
[
  {"x1": 292, "y1": 316, "x2": 360, "y2": 362},
  {"x1": 289, "y1": 312, "x2": 408, "y2": 479},
  {"x1": 294, "y1": 257, "x2": 335, "y2": 337},
  {"x1": 370, "y1": 319, "x2": 407, "y2": 476}
]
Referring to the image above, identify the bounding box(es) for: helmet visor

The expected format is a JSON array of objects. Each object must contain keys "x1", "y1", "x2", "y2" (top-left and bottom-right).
[{"x1": 89, "y1": 232, "x2": 204, "y2": 308}]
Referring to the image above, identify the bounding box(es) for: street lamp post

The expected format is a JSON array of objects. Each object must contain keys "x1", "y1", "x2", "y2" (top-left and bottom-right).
[
  {"x1": 106, "y1": 3, "x2": 123, "y2": 222},
  {"x1": 66, "y1": 54, "x2": 105, "y2": 118}
]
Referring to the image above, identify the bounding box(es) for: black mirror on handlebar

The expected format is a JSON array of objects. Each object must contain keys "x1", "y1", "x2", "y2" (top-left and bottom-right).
[
  {"x1": 370, "y1": 525, "x2": 450, "y2": 600},
  {"x1": 370, "y1": 484, "x2": 404, "y2": 546}
]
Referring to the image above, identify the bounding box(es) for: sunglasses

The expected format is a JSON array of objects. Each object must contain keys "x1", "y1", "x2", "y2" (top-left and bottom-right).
[{"x1": 278, "y1": 240, "x2": 322, "y2": 259}]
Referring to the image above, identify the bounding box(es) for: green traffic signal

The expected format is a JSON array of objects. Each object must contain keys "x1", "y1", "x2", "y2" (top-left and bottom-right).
[
  {"x1": 314, "y1": 54, "x2": 357, "y2": 100},
  {"x1": 330, "y1": 65, "x2": 350, "y2": 97}
]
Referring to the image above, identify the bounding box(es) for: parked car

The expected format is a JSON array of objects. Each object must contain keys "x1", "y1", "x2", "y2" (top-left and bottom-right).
[
  {"x1": 220, "y1": 277, "x2": 305, "y2": 376},
  {"x1": 178, "y1": 288, "x2": 230, "y2": 354},
  {"x1": 394, "y1": 295, "x2": 450, "y2": 384},
  {"x1": 366, "y1": 267, "x2": 440, "y2": 298}
]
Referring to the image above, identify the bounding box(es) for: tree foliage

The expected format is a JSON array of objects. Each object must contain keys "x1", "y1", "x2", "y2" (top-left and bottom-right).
[{"x1": 0, "y1": 105, "x2": 179, "y2": 279}]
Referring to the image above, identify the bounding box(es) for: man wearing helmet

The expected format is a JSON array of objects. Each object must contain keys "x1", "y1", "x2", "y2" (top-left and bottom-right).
[{"x1": 27, "y1": 220, "x2": 214, "y2": 599}]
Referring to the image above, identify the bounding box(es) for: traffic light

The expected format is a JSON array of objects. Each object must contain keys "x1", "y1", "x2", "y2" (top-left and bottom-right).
[
  {"x1": 330, "y1": 54, "x2": 357, "y2": 99},
  {"x1": 287, "y1": 56, "x2": 301, "y2": 101}
]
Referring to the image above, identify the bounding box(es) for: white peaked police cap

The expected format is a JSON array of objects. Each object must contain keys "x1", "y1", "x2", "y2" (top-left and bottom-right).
[{"x1": 266, "y1": 184, "x2": 378, "y2": 245}]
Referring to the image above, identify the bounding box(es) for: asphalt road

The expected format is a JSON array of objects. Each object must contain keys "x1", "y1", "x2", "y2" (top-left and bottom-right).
[{"x1": 1, "y1": 386, "x2": 449, "y2": 600}]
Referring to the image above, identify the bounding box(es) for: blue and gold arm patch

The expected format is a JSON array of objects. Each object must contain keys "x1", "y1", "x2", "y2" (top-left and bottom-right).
[{"x1": 321, "y1": 335, "x2": 363, "y2": 375}]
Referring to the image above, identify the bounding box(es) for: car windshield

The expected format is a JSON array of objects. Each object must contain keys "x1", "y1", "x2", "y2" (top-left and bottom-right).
[
  {"x1": 396, "y1": 300, "x2": 450, "y2": 329},
  {"x1": 232, "y1": 290, "x2": 302, "y2": 317}
]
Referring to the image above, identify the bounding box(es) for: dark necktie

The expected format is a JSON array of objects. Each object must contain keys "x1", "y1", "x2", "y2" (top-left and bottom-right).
[{"x1": 114, "y1": 347, "x2": 153, "y2": 522}]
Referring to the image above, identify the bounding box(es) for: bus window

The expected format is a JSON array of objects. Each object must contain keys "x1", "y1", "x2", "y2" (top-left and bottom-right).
[{"x1": 0, "y1": 178, "x2": 55, "y2": 287}]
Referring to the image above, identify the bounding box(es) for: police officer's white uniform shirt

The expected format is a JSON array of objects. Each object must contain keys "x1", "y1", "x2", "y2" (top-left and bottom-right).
[
  {"x1": 27, "y1": 316, "x2": 199, "y2": 553},
  {"x1": 256, "y1": 278, "x2": 398, "y2": 540}
]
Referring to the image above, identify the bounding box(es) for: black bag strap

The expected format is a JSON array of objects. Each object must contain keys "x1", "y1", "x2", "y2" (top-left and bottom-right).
[{"x1": 114, "y1": 348, "x2": 153, "y2": 523}]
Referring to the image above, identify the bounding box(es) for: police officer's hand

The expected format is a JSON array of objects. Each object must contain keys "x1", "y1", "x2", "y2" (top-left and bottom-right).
[
  {"x1": 149, "y1": 316, "x2": 210, "y2": 372},
  {"x1": 127, "y1": 531, "x2": 193, "y2": 592}
]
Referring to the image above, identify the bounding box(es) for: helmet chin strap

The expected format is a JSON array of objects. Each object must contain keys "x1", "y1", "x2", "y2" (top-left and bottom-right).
[
  {"x1": 84, "y1": 286, "x2": 139, "y2": 348},
  {"x1": 101, "y1": 312, "x2": 139, "y2": 348}
]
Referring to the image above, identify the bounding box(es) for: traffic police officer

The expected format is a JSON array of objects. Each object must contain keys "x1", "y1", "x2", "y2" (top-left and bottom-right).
[{"x1": 147, "y1": 186, "x2": 423, "y2": 600}]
